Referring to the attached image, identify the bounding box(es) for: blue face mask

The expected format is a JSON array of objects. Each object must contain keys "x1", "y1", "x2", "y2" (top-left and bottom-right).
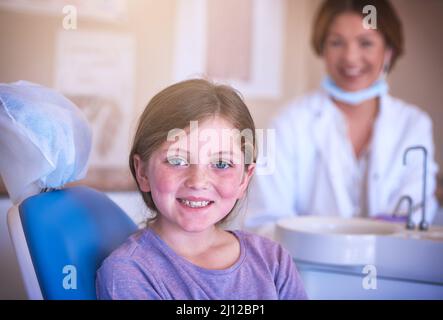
[{"x1": 321, "y1": 76, "x2": 389, "y2": 105}]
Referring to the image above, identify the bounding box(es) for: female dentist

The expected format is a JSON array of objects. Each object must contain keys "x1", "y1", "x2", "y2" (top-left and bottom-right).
[{"x1": 245, "y1": 0, "x2": 438, "y2": 238}]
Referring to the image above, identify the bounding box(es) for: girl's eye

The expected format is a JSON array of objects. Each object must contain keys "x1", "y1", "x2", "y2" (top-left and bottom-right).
[
  {"x1": 212, "y1": 160, "x2": 232, "y2": 170},
  {"x1": 360, "y1": 40, "x2": 373, "y2": 48},
  {"x1": 167, "y1": 157, "x2": 188, "y2": 166}
]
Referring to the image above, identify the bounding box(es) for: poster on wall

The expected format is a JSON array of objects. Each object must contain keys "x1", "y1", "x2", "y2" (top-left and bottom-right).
[
  {"x1": 0, "y1": 0, "x2": 127, "y2": 22},
  {"x1": 55, "y1": 30, "x2": 135, "y2": 190},
  {"x1": 173, "y1": 0, "x2": 285, "y2": 99}
]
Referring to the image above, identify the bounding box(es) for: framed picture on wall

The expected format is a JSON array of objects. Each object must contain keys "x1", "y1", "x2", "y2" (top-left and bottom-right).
[
  {"x1": 55, "y1": 30, "x2": 137, "y2": 191},
  {"x1": 173, "y1": 0, "x2": 285, "y2": 99},
  {"x1": 0, "y1": 0, "x2": 128, "y2": 22}
]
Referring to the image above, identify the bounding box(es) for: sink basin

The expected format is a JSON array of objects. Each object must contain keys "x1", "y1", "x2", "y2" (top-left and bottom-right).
[
  {"x1": 376, "y1": 229, "x2": 443, "y2": 284},
  {"x1": 275, "y1": 216, "x2": 404, "y2": 266},
  {"x1": 278, "y1": 216, "x2": 401, "y2": 235},
  {"x1": 275, "y1": 216, "x2": 443, "y2": 284},
  {"x1": 401, "y1": 230, "x2": 443, "y2": 241}
]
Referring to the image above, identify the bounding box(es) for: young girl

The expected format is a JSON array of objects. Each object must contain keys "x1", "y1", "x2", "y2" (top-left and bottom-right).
[{"x1": 96, "y1": 79, "x2": 307, "y2": 300}]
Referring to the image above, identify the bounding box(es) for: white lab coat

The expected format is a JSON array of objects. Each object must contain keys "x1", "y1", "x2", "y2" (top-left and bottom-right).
[{"x1": 245, "y1": 90, "x2": 438, "y2": 236}]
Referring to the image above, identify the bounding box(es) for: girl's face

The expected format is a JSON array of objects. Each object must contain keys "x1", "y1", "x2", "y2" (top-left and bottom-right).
[
  {"x1": 323, "y1": 12, "x2": 391, "y2": 92},
  {"x1": 134, "y1": 116, "x2": 255, "y2": 234}
]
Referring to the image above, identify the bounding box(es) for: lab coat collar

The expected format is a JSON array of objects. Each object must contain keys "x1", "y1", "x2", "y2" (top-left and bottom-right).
[
  {"x1": 312, "y1": 91, "x2": 395, "y2": 217},
  {"x1": 312, "y1": 92, "x2": 355, "y2": 217},
  {"x1": 316, "y1": 91, "x2": 395, "y2": 175},
  {"x1": 366, "y1": 93, "x2": 397, "y2": 177},
  {"x1": 367, "y1": 93, "x2": 397, "y2": 215}
]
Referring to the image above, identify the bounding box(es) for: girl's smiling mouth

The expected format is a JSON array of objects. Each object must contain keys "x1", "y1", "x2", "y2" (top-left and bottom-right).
[{"x1": 177, "y1": 197, "x2": 215, "y2": 209}]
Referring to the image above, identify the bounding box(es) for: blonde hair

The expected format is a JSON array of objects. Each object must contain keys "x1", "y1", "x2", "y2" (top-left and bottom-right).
[
  {"x1": 312, "y1": 0, "x2": 404, "y2": 71},
  {"x1": 129, "y1": 79, "x2": 257, "y2": 223}
]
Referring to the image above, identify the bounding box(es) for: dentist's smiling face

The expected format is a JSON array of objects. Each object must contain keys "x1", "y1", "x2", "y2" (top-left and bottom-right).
[
  {"x1": 323, "y1": 12, "x2": 389, "y2": 92},
  {"x1": 138, "y1": 116, "x2": 254, "y2": 234}
]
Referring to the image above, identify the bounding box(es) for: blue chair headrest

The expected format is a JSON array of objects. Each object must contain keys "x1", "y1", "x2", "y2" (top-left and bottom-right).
[{"x1": 19, "y1": 186, "x2": 137, "y2": 299}]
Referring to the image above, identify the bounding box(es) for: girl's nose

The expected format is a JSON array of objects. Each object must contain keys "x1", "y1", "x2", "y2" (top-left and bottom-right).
[{"x1": 184, "y1": 165, "x2": 209, "y2": 190}]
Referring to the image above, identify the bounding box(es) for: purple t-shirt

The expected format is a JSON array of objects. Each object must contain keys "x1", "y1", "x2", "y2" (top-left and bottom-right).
[{"x1": 96, "y1": 228, "x2": 307, "y2": 300}]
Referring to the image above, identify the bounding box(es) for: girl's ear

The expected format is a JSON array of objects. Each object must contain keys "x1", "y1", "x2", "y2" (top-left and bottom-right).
[
  {"x1": 237, "y1": 163, "x2": 256, "y2": 199},
  {"x1": 133, "y1": 154, "x2": 151, "y2": 192}
]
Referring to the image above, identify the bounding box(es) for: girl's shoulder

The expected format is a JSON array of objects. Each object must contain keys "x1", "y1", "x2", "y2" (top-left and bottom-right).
[
  {"x1": 233, "y1": 229, "x2": 276, "y2": 245},
  {"x1": 232, "y1": 229, "x2": 290, "y2": 260},
  {"x1": 99, "y1": 228, "x2": 156, "y2": 270}
]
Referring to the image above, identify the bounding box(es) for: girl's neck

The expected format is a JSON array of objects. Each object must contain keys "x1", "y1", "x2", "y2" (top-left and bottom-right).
[
  {"x1": 150, "y1": 219, "x2": 223, "y2": 257},
  {"x1": 150, "y1": 219, "x2": 240, "y2": 270}
]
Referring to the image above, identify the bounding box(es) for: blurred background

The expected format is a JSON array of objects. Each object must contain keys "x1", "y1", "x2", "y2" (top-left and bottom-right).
[{"x1": 0, "y1": 0, "x2": 442, "y2": 299}]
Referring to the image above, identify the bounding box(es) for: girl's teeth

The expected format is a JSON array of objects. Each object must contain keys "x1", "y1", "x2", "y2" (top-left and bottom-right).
[{"x1": 180, "y1": 199, "x2": 211, "y2": 208}]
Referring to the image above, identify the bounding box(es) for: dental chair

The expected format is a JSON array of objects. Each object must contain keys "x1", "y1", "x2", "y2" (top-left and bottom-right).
[
  {"x1": 7, "y1": 186, "x2": 137, "y2": 300},
  {"x1": 1, "y1": 81, "x2": 137, "y2": 299}
]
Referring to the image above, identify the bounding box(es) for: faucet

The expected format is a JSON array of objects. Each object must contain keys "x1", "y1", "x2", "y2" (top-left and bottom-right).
[
  {"x1": 402, "y1": 145, "x2": 429, "y2": 231},
  {"x1": 392, "y1": 195, "x2": 415, "y2": 230}
]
